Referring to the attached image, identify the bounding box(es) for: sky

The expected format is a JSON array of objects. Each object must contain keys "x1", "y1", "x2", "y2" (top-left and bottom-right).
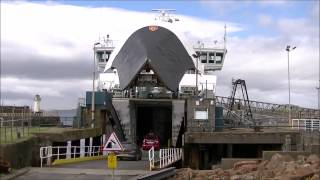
[{"x1": 0, "y1": 0, "x2": 319, "y2": 110}]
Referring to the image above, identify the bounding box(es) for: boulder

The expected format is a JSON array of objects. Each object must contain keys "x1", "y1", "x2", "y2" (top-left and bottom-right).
[
  {"x1": 297, "y1": 155, "x2": 307, "y2": 165},
  {"x1": 307, "y1": 154, "x2": 320, "y2": 165},
  {"x1": 292, "y1": 167, "x2": 315, "y2": 179},
  {"x1": 311, "y1": 174, "x2": 319, "y2": 180},
  {"x1": 266, "y1": 153, "x2": 294, "y2": 170},
  {"x1": 233, "y1": 160, "x2": 258, "y2": 169}
]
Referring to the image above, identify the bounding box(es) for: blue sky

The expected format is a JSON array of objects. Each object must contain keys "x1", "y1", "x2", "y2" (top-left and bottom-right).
[{"x1": 46, "y1": 0, "x2": 316, "y2": 37}]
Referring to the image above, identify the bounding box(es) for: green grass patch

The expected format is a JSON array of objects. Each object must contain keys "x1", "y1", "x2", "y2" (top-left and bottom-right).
[{"x1": 0, "y1": 127, "x2": 50, "y2": 144}]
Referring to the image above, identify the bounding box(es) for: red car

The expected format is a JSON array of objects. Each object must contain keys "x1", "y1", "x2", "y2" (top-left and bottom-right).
[{"x1": 142, "y1": 132, "x2": 160, "y2": 151}]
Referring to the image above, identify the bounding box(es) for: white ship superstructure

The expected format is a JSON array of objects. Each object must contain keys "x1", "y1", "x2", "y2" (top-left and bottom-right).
[{"x1": 94, "y1": 11, "x2": 227, "y2": 98}]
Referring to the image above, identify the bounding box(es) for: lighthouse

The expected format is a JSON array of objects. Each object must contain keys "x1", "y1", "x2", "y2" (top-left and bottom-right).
[{"x1": 33, "y1": 94, "x2": 41, "y2": 113}]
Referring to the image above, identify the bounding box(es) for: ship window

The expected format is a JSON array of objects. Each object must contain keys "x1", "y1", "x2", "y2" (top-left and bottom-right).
[
  {"x1": 208, "y1": 52, "x2": 215, "y2": 63},
  {"x1": 216, "y1": 53, "x2": 223, "y2": 64},
  {"x1": 97, "y1": 51, "x2": 104, "y2": 62},
  {"x1": 102, "y1": 53, "x2": 109, "y2": 60},
  {"x1": 200, "y1": 52, "x2": 207, "y2": 63}
]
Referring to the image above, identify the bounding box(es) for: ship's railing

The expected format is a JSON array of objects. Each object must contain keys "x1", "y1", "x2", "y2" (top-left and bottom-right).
[{"x1": 40, "y1": 145, "x2": 102, "y2": 167}]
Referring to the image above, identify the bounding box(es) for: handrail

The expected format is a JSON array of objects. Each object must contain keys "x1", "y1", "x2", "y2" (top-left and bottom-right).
[
  {"x1": 292, "y1": 119, "x2": 320, "y2": 132},
  {"x1": 159, "y1": 148, "x2": 182, "y2": 169},
  {"x1": 40, "y1": 145, "x2": 103, "y2": 167},
  {"x1": 148, "y1": 146, "x2": 154, "y2": 171}
]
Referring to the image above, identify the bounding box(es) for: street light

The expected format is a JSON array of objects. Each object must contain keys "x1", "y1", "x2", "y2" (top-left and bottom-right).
[
  {"x1": 286, "y1": 45, "x2": 296, "y2": 125},
  {"x1": 91, "y1": 42, "x2": 100, "y2": 128},
  {"x1": 194, "y1": 41, "x2": 204, "y2": 96}
]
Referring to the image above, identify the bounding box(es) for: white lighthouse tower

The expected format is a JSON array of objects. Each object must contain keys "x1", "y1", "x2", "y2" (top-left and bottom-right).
[{"x1": 33, "y1": 94, "x2": 41, "y2": 113}]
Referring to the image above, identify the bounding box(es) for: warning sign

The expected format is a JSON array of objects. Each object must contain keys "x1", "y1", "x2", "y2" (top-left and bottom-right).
[{"x1": 103, "y1": 132, "x2": 124, "y2": 151}]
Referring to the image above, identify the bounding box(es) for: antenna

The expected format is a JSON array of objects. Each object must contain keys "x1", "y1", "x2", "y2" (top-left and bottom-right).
[{"x1": 224, "y1": 24, "x2": 227, "y2": 50}]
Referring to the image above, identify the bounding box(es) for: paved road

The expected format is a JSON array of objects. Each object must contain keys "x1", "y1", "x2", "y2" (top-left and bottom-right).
[
  {"x1": 12, "y1": 149, "x2": 158, "y2": 180},
  {"x1": 13, "y1": 157, "x2": 151, "y2": 180},
  {"x1": 58, "y1": 159, "x2": 150, "y2": 170},
  {"x1": 14, "y1": 167, "x2": 147, "y2": 180}
]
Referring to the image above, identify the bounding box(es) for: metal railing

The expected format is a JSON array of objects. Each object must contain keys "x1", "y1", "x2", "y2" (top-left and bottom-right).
[
  {"x1": 215, "y1": 96, "x2": 319, "y2": 119},
  {"x1": 292, "y1": 119, "x2": 320, "y2": 132},
  {"x1": 148, "y1": 146, "x2": 155, "y2": 171},
  {"x1": 187, "y1": 122, "x2": 320, "y2": 133},
  {"x1": 159, "y1": 148, "x2": 182, "y2": 169},
  {"x1": 148, "y1": 147, "x2": 182, "y2": 170},
  {"x1": 0, "y1": 115, "x2": 81, "y2": 143},
  {"x1": 40, "y1": 145, "x2": 103, "y2": 167}
]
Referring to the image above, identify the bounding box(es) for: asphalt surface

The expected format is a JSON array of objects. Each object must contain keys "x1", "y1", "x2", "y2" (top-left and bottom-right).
[
  {"x1": 12, "y1": 153, "x2": 153, "y2": 180},
  {"x1": 57, "y1": 159, "x2": 150, "y2": 170}
]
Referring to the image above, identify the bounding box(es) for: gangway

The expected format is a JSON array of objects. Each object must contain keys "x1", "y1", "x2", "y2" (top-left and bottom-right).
[{"x1": 148, "y1": 147, "x2": 182, "y2": 170}]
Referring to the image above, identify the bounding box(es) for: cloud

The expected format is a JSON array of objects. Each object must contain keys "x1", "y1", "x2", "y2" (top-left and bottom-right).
[
  {"x1": 0, "y1": 1, "x2": 318, "y2": 110},
  {"x1": 258, "y1": 14, "x2": 272, "y2": 26},
  {"x1": 2, "y1": 77, "x2": 91, "y2": 109},
  {"x1": 0, "y1": 1, "x2": 241, "y2": 109}
]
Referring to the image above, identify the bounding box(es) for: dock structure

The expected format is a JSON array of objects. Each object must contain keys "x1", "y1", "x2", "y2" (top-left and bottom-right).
[{"x1": 75, "y1": 23, "x2": 320, "y2": 170}]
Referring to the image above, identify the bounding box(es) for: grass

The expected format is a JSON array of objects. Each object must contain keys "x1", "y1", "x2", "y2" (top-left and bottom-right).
[{"x1": 0, "y1": 126, "x2": 50, "y2": 144}]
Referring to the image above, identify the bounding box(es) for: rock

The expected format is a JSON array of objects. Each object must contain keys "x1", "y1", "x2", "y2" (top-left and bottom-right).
[
  {"x1": 233, "y1": 160, "x2": 258, "y2": 169},
  {"x1": 307, "y1": 154, "x2": 320, "y2": 165},
  {"x1": 0, "y1": 157, "x2": 11, "y2": 174},
  {"x1": 231, "y1": 174, "x2": 255, "y2": 180},
  {"x1": 283, "y1": 161, "x2": 299, "y2": 175},
  {"x1": 311, "y1": 174, "x2": 319, "y2": 180},
  {"x1": 258, "y1": 160, "x2": 268, "y2": 170},
  {"x1": 211, "y1": 168, "x2": 224, "y2": 174},
  {"x1": 236, "y1": 164, "x2": 258, "y2": 174},
  {"x1": 261, "y1": 170, "x2": 275, "y2": 178},
  {"x1": 266, "y1": 153, "x2": 294, "y2": 170},
  {"x1": 230, "y1": 175, "x2": 242, "y2": 180},
  {"x1": 292, "y1": 167, "x2": 315, "y2": 179},
  {"x1": 297, "y1": 155, "x2": 307, "y2": 164},
  {"x1": 310, "y1": 163, "x2": 320, "y2": 173}
]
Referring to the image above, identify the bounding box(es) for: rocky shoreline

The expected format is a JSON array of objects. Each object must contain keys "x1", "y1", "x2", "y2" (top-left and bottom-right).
[{"x1": 169, "y1": 153, "x2": 319, "y2": 180}]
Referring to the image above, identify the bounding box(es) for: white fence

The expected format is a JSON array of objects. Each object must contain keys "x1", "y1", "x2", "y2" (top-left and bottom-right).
[
  {"x1": 148, "y1": 146, "x2": 155, "y2": 171},
  {"x1": 40, "y1": 145, "x2": 103, "y2": 167},
  {"x1": 148, "y1": 147, "x2": 182, "y2": 170},
  {"x1": 159, "y1": 148, "x2": 182, "y2": 169},
  {"x1": 292, "y1": 119, "x2": 320, "y2": 132}
]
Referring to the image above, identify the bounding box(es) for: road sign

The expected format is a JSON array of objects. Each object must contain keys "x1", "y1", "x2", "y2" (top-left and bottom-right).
[
  {"x1": 107, "y1": 153, "x2": 117, "y2": 169},
  {"x1": 103, "y1": 132, "x2": 124, "y2": 151}
]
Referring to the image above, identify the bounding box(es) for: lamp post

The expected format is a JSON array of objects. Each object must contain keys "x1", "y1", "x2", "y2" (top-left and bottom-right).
[
  {"x1": 195, "y1": 41, "x2": 204, "y2": 96},
  {"x1": 286, "y1": 45, "x2": 296, "y2": 125},
  {"x1": 318, "y1": 58, "x2": 320, "y2": 119},
  {"x1": 91, "y1": 42, "x2": 100, "y2": 128}
]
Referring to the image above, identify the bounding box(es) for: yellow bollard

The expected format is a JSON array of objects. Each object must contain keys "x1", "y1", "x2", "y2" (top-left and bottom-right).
[{"x1": 107, "y1": 152, "x2": 117, "y2": 180}]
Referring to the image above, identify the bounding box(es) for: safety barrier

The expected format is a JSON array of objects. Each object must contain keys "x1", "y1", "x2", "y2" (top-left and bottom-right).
[
  {"x1": 148, "y1": 146, "x2": 155, "y2": 171},
  {"x1": 292, "y1": 119, "x2": 320, "y2": 132},
  {"x1": 159, "y1": 148, "x2": 182, "y2": 169},
  {"x1": 40, "y1": 145, "x2": 102, "y2": 167},
  {"x1": 148, "y1": 147, "x2": 182, "y2": 170}
]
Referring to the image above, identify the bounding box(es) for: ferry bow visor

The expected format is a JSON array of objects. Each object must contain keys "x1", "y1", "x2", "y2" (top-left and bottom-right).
[{"x1": 111, "y1": 26, "x2": 195, "y2": 91}]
